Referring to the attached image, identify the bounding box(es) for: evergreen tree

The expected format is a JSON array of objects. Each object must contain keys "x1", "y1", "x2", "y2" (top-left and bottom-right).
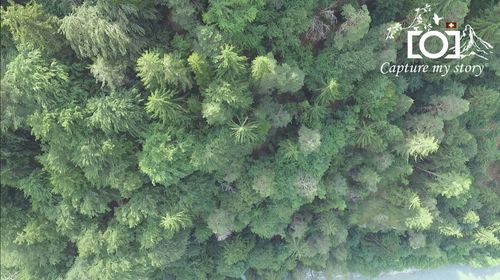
[
  {"x1": 1, "y1": 1, "x2": 499, "y2": 279},
  {"x1": 1, "y1": 1, "x2": 64, "y2": 52},
  {"x1": 60, "y1": 1, "x2": 155, "y2": 60}
]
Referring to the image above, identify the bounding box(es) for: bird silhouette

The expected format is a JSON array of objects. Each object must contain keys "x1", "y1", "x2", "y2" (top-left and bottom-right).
[{"x1": 433, "y1": 13, "x2": 443, "y2": 26}]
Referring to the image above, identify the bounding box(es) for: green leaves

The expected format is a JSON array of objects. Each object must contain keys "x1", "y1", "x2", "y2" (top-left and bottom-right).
[
  {"x1": 473, "y1": 227, "x2": 500, "y2": 246},
  {"x1": 406, "y1": 132, "x2": 439, "y2": 160},
  {"x1": 1, "y1": 49, "x2": 69, "y2": 130},
  {"x1": 251, "y1": 167, "x2": 276, "y2": 198},
  {"x1": 160, "y1": 211, "x2": 191, "y2": 233},
  {"x1": 137, "y1": 51, "x2": 192, "y2": 127},
  {"x1": 353, "y1": 122, "x2": 380, "y2": 149},
  {"x1": 136, "y1": 50, "x2": 163, "y2": 90},
  {"x1": 86, "y1": 91, "x2": 143, "y2": 135},
  {"x1": 145, "y1": 90, "x2": 187, "y2": 124},
  {"x1": 429, "y1": 95, "x2": 470, "y2": 121},
  {"x1": 405, "y1": 207, "x2": 433, "y2": 230},
  {"x1": 251, "y1": 55, "x2": 276, "y2": 81},
  {"x1": 273, "y1": 63, "x2": 305, "y2": 93},
  {"x1": 164, "y1": 0, "x2": 198, "y2": 31},
  {"x1": 295, "y1": 172, "x2": 319, "y2": 200},
  {"x1": 137, "y1": 50, "x2": 192, "y2": 91},
  {"x1": 89, "y1": 57, "x2": 126, "y2": 90},
  {"x1": 251, "y1": 54, "x2": 305, "y2": 94},
  {"x1": 162, "y1": 54, "x2": 193, "y2": 91},
  {"x1": 207, "y1": 209, "x2": 235, "y2": 240},
  {"x1": 1, "y1": 2, "x2": 63, "y2": 52},
  {"x1": 334, "y1": 5, "x2": 371, "y2": 49},
  {"x1": 115, "y1": 192, "x2": 157, "y2": 228},
  {"x1": 214, "y1": 45, "x2": 247, "y2": 80},
  {"x1": 188, "y1": 52, "x2": 211, "y2": 88},
  {"x1": 229, "y1": 117, "x2": 258, "y2": 144},
  {"x1": 203, "y1": 0, "x2": 264, "y2": 33},
  {"x1": 354, "y1": 168, "x2": 381, "y2": 193},
  {"x1": 60, "y1": 2, "x2": 152, "y2": 60},
  {"x1": 298, "y1": 126, "x2": 321, "y2": 155},
  {"x1": 465, "y1": 87, "x2": 499, "y2": 127},
  {"x1": 469, "y1": 3, "x2": 500, "y2": 44},
  {"x1": 463, "y1": 211, "x2": 480, "y2": 224},
  {"x1": 438, "y1": 225, "x2": 463, "y2": 238},
  {"x1": 198, "y1": 46, "x2": 255, "y2": 126},
  {"x1": 279, "y1": 140, "x2": 300, "y2": 161},
  {"x1": 222, "y1": 236, "x2": 255, "y2": 265},
  {"x1": 3, "y1": 50, "x2": 69, "y2": 104},
  {"x1": 317, "y1": 79, "x2": 339, "y2": 106},
  {"x1": 1, "y1": 1, "x2": 499, "y2": 279},
  {"x1": 138, "y1": 129, "x2": 194, "y2": 187},
  {"x1": 427, "y1": 172, "x2": 472, "y2": 198},
  {"x1": 204, "y1": 80, "x2": 251, "y2": 108}
]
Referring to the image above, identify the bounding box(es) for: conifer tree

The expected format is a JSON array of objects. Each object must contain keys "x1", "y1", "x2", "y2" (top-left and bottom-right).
[{"x1": 1, "y1": 1, "x2": 499, "y2": 278}]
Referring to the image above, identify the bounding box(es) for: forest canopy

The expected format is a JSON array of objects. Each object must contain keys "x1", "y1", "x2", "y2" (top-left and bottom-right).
[{"x1": 0, "y1": 0, "x2": 499, "y2": 279}]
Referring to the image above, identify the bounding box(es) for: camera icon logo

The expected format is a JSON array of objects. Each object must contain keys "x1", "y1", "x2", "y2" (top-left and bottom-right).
[{"x1": 407, "y1": 30, "x2": 461, "y2": 59}]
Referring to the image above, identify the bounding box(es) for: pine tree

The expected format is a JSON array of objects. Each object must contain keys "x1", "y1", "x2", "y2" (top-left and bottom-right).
[
  {"x1": 1, "y1": 1, "x2": 499, "y2": 278},
  {"x1": 207, "y1": 209, "x2": 235, "y2": 241},
  {"x1": 406, "y1": 132, "x2": 439, "y2": 160},
  {"x1": 250, "y1": 54, "x2": 304, "y2": 93},
  {"x1": 188, "y1": 52, "x2": 211, "y2": 89},
  {"x1": 86, "y1": 90, "x2": 143, "y2": 135},
  {"x1": 334, "y1": 5, "x2": 371, "y2": 50},
  {"x1": 429, "y1": 95, "x2": 470, "y2": 121},
  {"x1": 214, "y1": 45, "x2": 247, "y2": 80},
  {"x1": 60, "y1": 1, "x2": 154, "y2": 60},
  {"x1": 145, "y1": 90, "x2": 187, "y2": 124},
  {"x1": 203, "y1": 0, "x2": 264, "y2": 33},
  {"x1": 160, "y1": 211, "x2": 191, "y2": 233},
  {"x1": 89, "y1": 57, "x2": 126, "y2": 90},
  {"x1": 138, "y1": 128, "x2": 194, "y2": 187},
  {"x1": 426, "y1": 171, "x2": 472, "y2": 198},
  {"x1": 473, "y1": 227, "x2": 500, "y2": 246},
  {"x1": 137, "y1": 51, "x2": 192, "y2": 91},
  {"x1": 251, "y1": 55, "x2": 277, "y2": 81},
  {"x1": 163, "y1": 0, "x2": 198, "y2": 31},
  {"x1": 1, "y1": 49, "x2": 69, "y2": 131},
  {"x1": 316, "y1": 79, "x2": 340, "y2": 106},
  {"x1": 229, "y1": 117, "x2": 258, "y2": 144},
  {"x1": 298, "y1": 126, "x2": 321, "y2": 155},
  {"x1": 405, "y1": 207, "x2": 433, "y2": 230},
  {"x1": 1, "y1": 2, "x2": 64, "y2": 52}
]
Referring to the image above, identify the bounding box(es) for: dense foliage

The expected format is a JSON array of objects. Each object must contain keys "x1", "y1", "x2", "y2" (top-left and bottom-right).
[{"x1": 1, "y1": 0, "x2": 499, "y2": 279}]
